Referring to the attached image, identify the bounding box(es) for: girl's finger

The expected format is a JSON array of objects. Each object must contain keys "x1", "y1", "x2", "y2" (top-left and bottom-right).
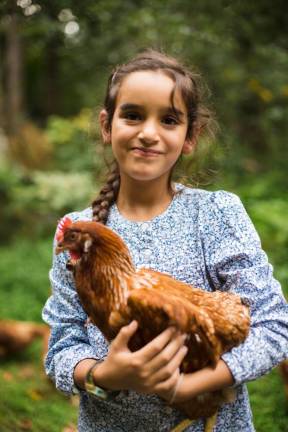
[
  {"x1": 135, "y1": 327, "x2": 177, "y2": 362},
  {"x1": 151, "y1": 332, "x2": 187, "y2": 371},
  {"x1": 112, "y1": 321, "x2": 138, "y2": 349},
  {"x1": 153, "y1": 367, "x2": 180, "y2": 399},
  {"x1": 150, "y1": 344, "x2": 188, "y2": 385}
]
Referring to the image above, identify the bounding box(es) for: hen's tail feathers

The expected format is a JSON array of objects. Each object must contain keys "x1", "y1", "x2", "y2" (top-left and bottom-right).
[{"x1": 279, "y1": 359, "x2": 288, "y2": 401}]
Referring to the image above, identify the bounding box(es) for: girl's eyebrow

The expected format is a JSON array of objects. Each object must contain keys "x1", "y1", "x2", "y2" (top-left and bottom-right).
[
  {"x1": 119, "y1": 103, "x2": 142, "y2": 111},
  {"x1": 119, "y1": 103, "x2": 185, "y2": 118},
  {"x1": 166, "y1": 107, "x2": 185, "y2": 119}
]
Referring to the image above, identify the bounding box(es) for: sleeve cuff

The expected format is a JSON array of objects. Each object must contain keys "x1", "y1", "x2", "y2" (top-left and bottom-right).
[
  {"x1": 53, "y1": 345, "x2": 101, "y2": 395},
  {"x1": 221, "y1": 351, "x2": 245, "y2": 387}
]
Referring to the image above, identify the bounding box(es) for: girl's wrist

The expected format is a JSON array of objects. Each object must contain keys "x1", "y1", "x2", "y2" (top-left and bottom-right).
[
  {"x1": 92, "y1": 360, "x2": 111, "y2": 389},
  {"x1": 172, "y1": 360, "x2": 234, "y2": 404},
  {"x1": 73, "y1": 358, "x2": 100, "y2": 390},
  {"x1": 171, "y1": 373, "x2": 197, "y2": 403},
  {"x1": 92, "y1": 359, "x2": 122, "y2": 391}
]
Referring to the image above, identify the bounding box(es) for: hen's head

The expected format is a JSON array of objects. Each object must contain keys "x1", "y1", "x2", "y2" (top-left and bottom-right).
[{"x1": 55, "y1": 217, "x2": 133, "y2": 270}]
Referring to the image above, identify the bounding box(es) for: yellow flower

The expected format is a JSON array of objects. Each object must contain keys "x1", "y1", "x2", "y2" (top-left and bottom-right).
[
  {"x1": 72, "y1": 109, "x2": 92, "y2": 130},
  {"x1": 259, "y1": 89, "x2": 273, "y2": 103},
  {"x1": 247, "y1": 79, "x2": 273, "y2": 102},
  {"x1": 281, "y1": 85, "x2": 288, "y2": 97}
]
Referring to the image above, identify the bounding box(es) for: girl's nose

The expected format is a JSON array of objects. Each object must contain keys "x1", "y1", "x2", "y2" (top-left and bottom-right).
[{"x1": 138, "y1": 120, "x2": 159, "y2": 144}]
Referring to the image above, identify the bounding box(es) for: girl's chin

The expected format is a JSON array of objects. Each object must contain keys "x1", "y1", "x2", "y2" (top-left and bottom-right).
[
  {"x1": 119, "y1": 164, "x2": 171, "y2": 183},
  {"x1": 124, "y1": 168, "x2": 166, "y2": 181}
]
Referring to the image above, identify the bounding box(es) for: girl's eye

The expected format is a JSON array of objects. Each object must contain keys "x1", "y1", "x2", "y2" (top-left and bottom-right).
[
  {"x1": 123, "y1": 112, "x2": 141, "y2": 121},
  {"x1": 162, "y1": 116, "x2": 179, "y2": 126}
]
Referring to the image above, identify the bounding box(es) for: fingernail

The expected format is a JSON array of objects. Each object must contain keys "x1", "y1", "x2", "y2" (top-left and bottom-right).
[{"x1": 182, "y1": 345, "x2": 188, "y2": 354}]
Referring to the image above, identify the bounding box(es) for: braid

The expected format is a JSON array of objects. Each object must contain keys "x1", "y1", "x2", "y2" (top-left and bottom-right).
[{"x1": 92, "y1": 163, "x2": 120, "y2": 224}]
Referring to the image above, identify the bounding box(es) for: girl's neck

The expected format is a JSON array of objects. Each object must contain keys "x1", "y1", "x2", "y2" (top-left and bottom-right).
[{"x1": 116, "y1": 176, "x2": 175, "y2": 222}]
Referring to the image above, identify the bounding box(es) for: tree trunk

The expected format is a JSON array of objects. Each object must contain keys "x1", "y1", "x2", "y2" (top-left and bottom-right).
[
  {"x1": 4, "y1": 13, "x2": 24, "y2": 135},
  {"x1": 44, "y1": 34, "x2": 61, "y2": 116}
]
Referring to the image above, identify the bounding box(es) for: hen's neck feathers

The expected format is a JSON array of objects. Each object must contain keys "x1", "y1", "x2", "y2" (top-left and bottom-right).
[
  {"x1": 85, "y1": 235, "x2": 135, "y2": 309},
  {"x1": 70, "y1": 221, "x2": 135, "y2": 315}
]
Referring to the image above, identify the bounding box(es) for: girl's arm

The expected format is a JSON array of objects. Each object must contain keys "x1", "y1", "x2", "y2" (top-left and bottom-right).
[
  {"x1": 156, "y1": 190, "x2": 288, "y2": 404},
  {"x1": 199, "y1": 191, "x2": 288, "y2": 386},
  {"x1": 42, "y1": 211, "x2": 104, "y2": 394},
  {"x1": 154, "y1": 359, "x2": 234, "y2": 403}
]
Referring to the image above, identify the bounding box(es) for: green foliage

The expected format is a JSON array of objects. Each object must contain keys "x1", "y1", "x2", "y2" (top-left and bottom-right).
[
  {"x1": 0, "y1": 164, "x2": 22, "y2": 242},
  {"x1": 12, "y1": 170, "x2": 95, "y2": 221},
  {"x1": 0, "y1": 238, "x2": 51, "y2": 321},
  {"x1": 248, "y1": 369, "x2": 288, "y2": 432},
  {"x1": 2, "y1": 0, "x2": 288, "y2": 157},
  {"x1": 0, "y1": 110, "x2": 107, "y2": 242},
  {"x1": 0, "y1": 164, "x2": 96, "y2": 241},
  {"x1": 45, "y1": 109, "x2": 103, "y2": 174}
]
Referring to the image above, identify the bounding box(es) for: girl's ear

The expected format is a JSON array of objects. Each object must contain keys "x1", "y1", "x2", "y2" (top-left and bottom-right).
[
  {"x1": 182, "y1": 123, "x2": 201, "y2": 155},
  {"x1": 182, "y1": 139, "x2": 194, "y2": 155},
  {"x1": 99, "y1": 109, "x2": 111, "y2": 144}
]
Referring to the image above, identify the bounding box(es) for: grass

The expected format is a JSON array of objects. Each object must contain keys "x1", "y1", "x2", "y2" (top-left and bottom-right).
[
  {"x1": 248, "y1": 371, "x2": 288, "y2": 432},
  {"x1": 0, "y1": 238, "x2": 78, "y2": 431},
  {"x1": 0, "y1": 343, "x2": 78, "y2": 431},
  {"x1": 0, "y1": 216, "x2": 287, "y2": 431}
]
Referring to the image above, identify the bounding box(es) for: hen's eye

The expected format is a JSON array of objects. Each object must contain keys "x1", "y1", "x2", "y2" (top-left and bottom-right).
[{"x1": 68, "y1": 232, "x2": 77, "y2": 241}]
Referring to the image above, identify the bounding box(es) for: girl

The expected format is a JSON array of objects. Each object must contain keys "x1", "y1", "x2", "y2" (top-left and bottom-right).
[{"x1": 42, "y1": 50, "x2": 288, "y2": 432}]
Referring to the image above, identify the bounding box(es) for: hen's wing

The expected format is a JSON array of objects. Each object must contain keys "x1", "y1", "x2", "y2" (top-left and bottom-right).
[
  {"x1": 136, "y1": 268, "x2": 250, "y2": 352},
  {"x1": 109, "y1": 267, "x2": 249, "y2": 371},
  {"x1": 108, "y1": 269, "x2": 223, "y2": 371}
]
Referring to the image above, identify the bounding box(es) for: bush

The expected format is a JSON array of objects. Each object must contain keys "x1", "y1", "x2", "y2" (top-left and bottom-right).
[
  {"x1": 0, "y1": 110, "x2": 111, "y2": 242},
  {"x1": 2, "y1": 169, "x2": 96, "y2": 241},
  {"x1": 45, "y1": 109, "x2": 105, "y2": 176}
]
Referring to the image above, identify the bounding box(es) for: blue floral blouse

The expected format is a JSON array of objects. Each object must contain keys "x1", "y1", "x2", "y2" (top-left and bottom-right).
[{"x1": 42, "y1": 185, "x2": 288, "y2": 432}]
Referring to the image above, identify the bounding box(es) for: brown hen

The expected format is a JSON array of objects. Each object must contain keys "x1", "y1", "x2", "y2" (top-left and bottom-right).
[
  {"x1": 56, "y1": 218, "x2": 250, "y2": 420},
  {"x1": 0, "y1": 320, "x2": 50, "y2": 360}
]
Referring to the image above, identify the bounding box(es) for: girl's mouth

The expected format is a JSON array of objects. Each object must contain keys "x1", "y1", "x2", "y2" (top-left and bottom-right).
[{"x1": 131, "y1": 147, "x2": 162, "y2": 157}]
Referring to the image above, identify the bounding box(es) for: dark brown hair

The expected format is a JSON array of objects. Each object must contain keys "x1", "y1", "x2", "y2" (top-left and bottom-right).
[{"x1": 92, "y1": 49, "x2": 215, "y2": 224}]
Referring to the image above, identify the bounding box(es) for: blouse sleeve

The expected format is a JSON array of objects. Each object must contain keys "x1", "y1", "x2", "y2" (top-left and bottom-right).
[
  {"x1": 42, "y1": 213, "x2": 107, "y2": 395},
  {"x1": 199, "y1": 190, "x2": 288, "y2": 386}
]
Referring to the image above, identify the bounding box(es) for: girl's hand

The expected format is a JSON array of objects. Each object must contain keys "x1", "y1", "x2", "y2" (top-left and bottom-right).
[{"x1": 93, "y1": 321, "x2": 188, "y2": 396}]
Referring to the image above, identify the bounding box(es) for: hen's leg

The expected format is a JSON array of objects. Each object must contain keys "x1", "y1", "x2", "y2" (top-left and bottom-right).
[
  {"x1": 204, "y1": 412, "x2": 218, "y2": 432},
  {"x1": 170, "y1": 419, "x2": 195, "y2": 432}
]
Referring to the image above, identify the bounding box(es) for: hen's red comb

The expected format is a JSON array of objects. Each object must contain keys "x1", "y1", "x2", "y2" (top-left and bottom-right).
[{"x1": 56, "y1": 216, "x2": 73, "y2": 242}]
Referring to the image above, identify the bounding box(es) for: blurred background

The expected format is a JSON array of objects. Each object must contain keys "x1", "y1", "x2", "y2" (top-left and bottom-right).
[{"x1": 0, "y1": 0, "x2": 287, "y2": 431}]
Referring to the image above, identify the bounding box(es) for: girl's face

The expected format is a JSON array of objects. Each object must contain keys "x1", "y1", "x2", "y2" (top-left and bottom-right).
[{"x1": 101, "y1": 70, "x2": 194, "y2": 185}]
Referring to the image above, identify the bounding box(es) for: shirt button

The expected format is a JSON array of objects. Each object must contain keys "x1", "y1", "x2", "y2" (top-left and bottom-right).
[
  {"x1": 142, "y1": 248, "x2": 152, "y2": 260},
  {"x1": 140, "y1": 222, "x2": 151, "y2": 233}
]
